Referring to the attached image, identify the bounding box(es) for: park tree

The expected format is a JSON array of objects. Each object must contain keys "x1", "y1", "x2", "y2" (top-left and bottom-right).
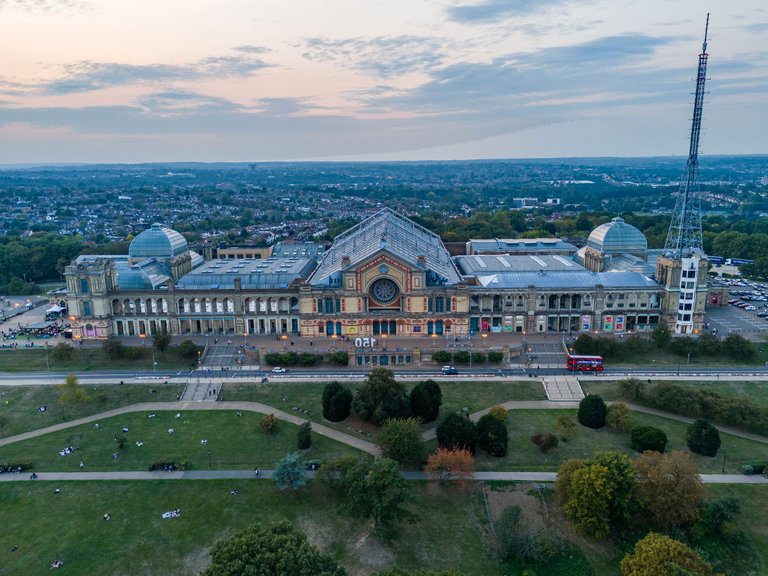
[
  {"x1": 297, "y1": 421, "x2": 312, "y2": 450},
  {"x1": 650, "y1": 325, "x2": 672, "y2": 350},
  {"x1": 436, "y1": 413, "x2": 477, "y2": 454},
  {"x1": 260, "y1": 414, "x2": 278, "y2": 435},
  {"x1": 606, "y1": 403, "x2": 632, "y2": 432},
  {"x1": 577, "y1": 394, "x2": 607, "y2": 429},
  {"x1": 635, "y1": 450, "x2": 703, "y2": 530},
  {"x1": 687, "y1": 419, "x2": 721, "y2": 456},
  {"x1": 531, "y1": 432, "x2": 558, "y2": 453},
  {"x1": 556, "y1": 452, "x2": 638, "y2": 538},
  {"x1": 630, "y1": 426, "x2": 668, "y2": 453},
  {"x1": 378, "y1": 418, "x2": 424, "y2": 466},
  {"x1": 352, "y1": 368, "x2": 410, "y2": 424},
  {"x1": 488, "y1": 404, "x2": 508, "y2": 423},
  {"x1": 203, "y1": 520, "x2": 346, "y2": 576},
  {"x1": 496, "y1": 504, "x2": 561, "y2": 564},
  {"x1": 322, "y1": 381, "x2": 353, "y2": 422},
  {"x1": 373, "y1": 569, "x2": 465, "y2": 576},
  {"x1": 723, "y1": 333, "x2": 755, "y2": 360},
  {"x1": 424, "y1": 446, "x2": 474, "y2": 490},
  {"x1": 339, "y1": 457, "x2": 415, "y2": 532},
  {"x1": 152, "y1": 325, "x2": 172, "y2": 353},
  {"x1": 51, "y1": 342, "x2": 74, "y2": 362},
  {"x1": 556, "y1": 415, "x2": 576, "y2": 437},
  {"x1": 59, "y1": 373, "x2": 88, "y2": 412},
  {"x1": 273, "y1": 452, "x2": 306, "y2": 491},
  {"x1": 177, "y1": 339, "x2": 200, "y2": 359},
  {"x1": 619, "y1": 377, "x2": 645, "y2": 401},
  {"x1": 620, "y1": 532, "x2": 717, "y2": 576},
  {"x1": 409, "y1": 379, "x2": 442, "y2": 423},
  {"x1": 476, "y1": 414, "x2": 508, "y2": 457}
]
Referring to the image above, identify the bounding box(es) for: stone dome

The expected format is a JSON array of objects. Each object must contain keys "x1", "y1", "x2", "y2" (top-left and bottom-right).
[
  {"x1": 587, "y1": 217, "x2": 647, "y2": 255},
  {"x1": 129, "y1": 223, "x2": 189, "y2": 259}
]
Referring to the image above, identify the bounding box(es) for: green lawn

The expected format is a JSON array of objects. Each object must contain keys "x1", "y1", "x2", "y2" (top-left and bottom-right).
[
  {"x1": 222, "y1": 379, "x2": 544, "y2": 437},
  {"x1": 607, "y1": 345, "x2": 768, "y2": 368},
  {"x1": 0, "y1": 347, "x2": 194, "y2": 372},
  {"x1": 0, "y1": 480, "x2": 503, "y2": 576},
  {"x1": 584, "y1": 379, "x2": 768, "y2": 409},
  {"x1": 472, "y1": 409, "x2": 768, "y2": 473},
  {"x1": 0, "y1": 411, "x2": 362, "y2": 471},
  {"x1": 0, "y1": 383, "x2": 184, "y2": 437}
]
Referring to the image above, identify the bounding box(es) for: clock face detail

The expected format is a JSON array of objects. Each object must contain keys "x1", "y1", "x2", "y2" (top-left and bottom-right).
[
  {"x1": 370, "y1": 278, "x2": 399, "y2": 305},
  {"x1": 379, "y1": 264, "x2": 389, "y2": 274}
]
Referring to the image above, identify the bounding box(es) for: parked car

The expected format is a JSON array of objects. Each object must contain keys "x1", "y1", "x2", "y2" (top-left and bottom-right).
[
  {"x1": 441, "y1": 366, "x2": 459, "y2": 375},
  {"x1": 271, "y1": 367, "x2": 286, "y2": 373}
]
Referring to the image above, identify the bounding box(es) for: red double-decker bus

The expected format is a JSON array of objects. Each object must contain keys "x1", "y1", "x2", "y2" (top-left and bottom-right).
[{"x1": 566, "y1": 354, "x2": 604, "y2": 371}]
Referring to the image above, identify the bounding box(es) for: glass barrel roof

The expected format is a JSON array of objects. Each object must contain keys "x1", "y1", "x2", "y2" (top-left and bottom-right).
[
  {"x1": 587, "y1": 217, "x2": 647, "y2": 254},
  {"x1": 129, "y1": 223, "x2": 189, "y2": 258}
]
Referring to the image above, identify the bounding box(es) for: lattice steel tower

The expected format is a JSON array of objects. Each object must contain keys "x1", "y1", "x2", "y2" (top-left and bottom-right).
[{"x1": 664, "y1": 13, "x2": 710, "y2": 258}]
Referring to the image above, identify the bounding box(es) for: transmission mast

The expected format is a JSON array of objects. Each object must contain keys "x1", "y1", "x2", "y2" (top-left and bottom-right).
[{"x1": 664, "y1": 13, "x2": 710, "y2": 258}]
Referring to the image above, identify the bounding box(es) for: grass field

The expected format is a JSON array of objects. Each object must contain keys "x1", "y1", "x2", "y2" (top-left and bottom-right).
[
  {"x1": 0, "y1": 347, "x2": 193, "y2": 372},
  {"x1": 584, "y1": 379, "x2": 768, "y2": 408},
  {"x1": 0, "y1": 383, "x2": 184, "y2": 437},
  {"x1": 0, "y1": 410, "x2": 362, "y2": 471},
  {"x1": 0, "y1": 480, "x2": 502, "y2": 576},
  {"x1": 472, "y1": 409, "x2": 768, "y2": 474},
  {"x1": 605, "y1": 344, "x2": 768, "y2": 368}
]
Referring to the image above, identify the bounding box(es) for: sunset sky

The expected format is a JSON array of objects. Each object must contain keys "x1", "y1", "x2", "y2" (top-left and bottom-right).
[{"x1": 0, "y1": 0, "x2": 765, "y2": 163}]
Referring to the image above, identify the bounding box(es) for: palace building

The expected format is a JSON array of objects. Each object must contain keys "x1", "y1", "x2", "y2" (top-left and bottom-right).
[{"x1": 64, "y1": 208, "x2": 706, "y2": 341}]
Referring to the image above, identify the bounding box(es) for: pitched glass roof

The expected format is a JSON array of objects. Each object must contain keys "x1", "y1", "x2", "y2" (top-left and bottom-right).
[
  {"x1": 476, "y1": 270, "x2": 659, "y2": 290},
  {"x1": 129, "y1": 223, "x2": 189, "y2": 258},
  {"x1": 310, "y1": 208, "x2": 461, "y2": 286},
  {"x1": 587, "y1": 217, "x2": 647, "y2": 254}
]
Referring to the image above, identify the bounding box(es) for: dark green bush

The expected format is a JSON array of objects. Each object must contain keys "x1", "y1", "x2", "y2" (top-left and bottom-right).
[
  {"x1": 477, "y1": 414, "x2": 508, "y2": 457},
  {"x1": 630, "y1": 426, "x2": 668, "y2": 453},
  {"x1": 488, "y1": 350, "x2": 504, "y2": 363},
  {"x1": 322, "y1": 381, "x2": 352, "y2": 422},
  {"x1": 436, "y1": 412, "x2": 477, "y2": 454},
  {"x1": 328, "y1": 351, "x2": 349, "y2": 366},
  {"x1": 453, "y1": 350, "x2": 470, "y2": 364},
  {"x1": 686, "y1": 419, "x2": 721, "y2": 457},
  {"x1": 409, "y1": 379, "x2": 442, "y2": 423},
  {"x1": 577, "y1": 394, "x2": 606, "y2": 429},
  {"x1": 432, "y1": 350, "x2": 452, "y2": 363}
]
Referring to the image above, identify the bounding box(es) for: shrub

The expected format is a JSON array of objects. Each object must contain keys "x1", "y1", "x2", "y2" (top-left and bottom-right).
[
  {"x1": 496, "y1": 504, "x2": 561, "y2": 564},
  {"x1": 123, "y1": 347, "x2": 144, "y2": 360},
  {"x1": 260, "y1": 414, "x2": 278, "y2": 435},
  {"x1": 453, "y1": 350, "x2": 470, "y2": 364},
  {"x1": 322, "y1": 381, "x2": 352, "y2": 422},
  {"x1": 436, "y1": 413, "x2": 477, "y2": 454},
  {"x1": 297, "y1": 421, "x2": 312, "y2": 450},
  {"x1": 723, "y1": 333, "x2": 756, "y2": 360},
  {"x1": 282, "y1": 351, "x2": 299, "y2": 366},
  {"x1": 51, "y1": 342, "x2": 74, "y2": 361},
  {"x1": 328, "y1": 351, "x2": 349, "y2": 366},
  {"x1": 177, "y1": 339, "x2": 200, "y2": 358},
  {"x1": 606, "y1": 402, "x2": 632, "y2": 432},
  {"x1": 263, "y1": 352, "x2": 282, "y2": 366},
  {"x1": 378, "y1": 418, "x2": 424, "y2": 466},
  {"x1": 531, "y1": 432, "x2": 558, "y2": 453},
  {"x1": 487, "y1": 350, "x2": 504, "y2": 363},
  {"x1": 556, "y1": 415, "x2": 576, "y2": 437},
  {"x1": 432, "y1": 350, "x2": 452, "y2": 363},
  {"x1": 102, "y1": 338, "x2": 124, "y2": 359},
  {"x1": 298, "y1": 353, "x2": 319, "y2": 366},
  {"x1": 578, "y1": 394, "x2": 607, "y2": 429},
  {"x1": 619, "y1": 378, "x2": 645, "y2": 401},
  {"x1": 488, "y1": 404, "x2": 508, "y2": 423},
  {"x1": 631, "y1": 426, "x2": 668, "y2": 453},
  {"x1": 686, "y1": 419, "x2": 721, "y2": 457},
  {"x1": 477, "y1": 414, "x2": 508, "y2": 457},
  {"x1": 471, "y1": 352, "x2": 486, "y2": 364},
  {"x1": 409, "y1": 380, "x2": 442, "y2": 423}
]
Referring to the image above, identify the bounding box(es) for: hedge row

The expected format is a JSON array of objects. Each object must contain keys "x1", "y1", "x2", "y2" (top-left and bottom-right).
[{"x1": 432, "y1": 350, "x2": 504, "y2": 364}]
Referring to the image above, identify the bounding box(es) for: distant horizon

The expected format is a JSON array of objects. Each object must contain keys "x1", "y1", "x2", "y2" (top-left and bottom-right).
[{"x1": 1, "y1": 1, "x2": 765, "y2": 163}]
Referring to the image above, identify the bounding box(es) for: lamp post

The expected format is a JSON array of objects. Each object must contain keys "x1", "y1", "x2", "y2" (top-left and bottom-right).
[
  {"x1": 331, "y1": 334, "x2": 337, "y2": 351},
  {"x1": 381, "y1": 333, "x2": 387, "y2": 350},
  {"x1": 281, "y1": 334, "x2": 288, "y2": 350},
  {"x1": 431, "y1": 333, "x2": 437, "y2": 349},
  {"x1": 152, "y1": 351, "x2": 157, "y2": 375},
  {"x1": 139, "y1": 333, "x2": 146, "y2": 348},
  {"x1": 481, "y1": 333, "x2": 488, "y2": 348}
]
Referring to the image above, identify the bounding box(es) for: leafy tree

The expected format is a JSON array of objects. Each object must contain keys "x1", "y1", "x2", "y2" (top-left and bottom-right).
[
  {"x1": 619, "y1": 377, "x2": 645, "y2": 401},
  {"x1": 631, "y1": 426, "x2": 668, "y2": 453},
  {"x1": 328, "y1": 351, "x2": 349, "y2": 366},
  {"x1": 620, "y1": 532, "x2": 716, "y2": 576},
  {"x1": 424, "y1": 446, "x2": 474, "y2": 490},
  {"x1": 650, "y1": 325, "x2": 672, "y2": 350},
  {"x1": 488, "y1": 404, "x2": 508, "y2": 423},
  {"x1": 531, "y1": 432, "x2": 558, "y2": 453},
  {"x1": 177, "y1": 339, "x2": 200, "y2": 359},
  {"x1": 432, "y1": 350, "x2": 452, "y2": 363},
  {"x1": 339, "y1": 457, "x2": 415, "y2": 532},
  {"x1": 635, "y1": 450, "x2": 703, "y2": 530},
  {"x1": 556, "y1": 415, "x2": 576, "y2": 437},
  {"x1": 723, "y1": 333, "x2": 755, "y2": 360},
  {"x1": 59, "y1": 373, "x2": 88, "y2": 413},
  {"x1": 487, "y1": 350, "x2": 504, "y2": 363},
  {"x1": 297, "y1": 421, "x2": 312, "y2": 450},
  {"x1": 577, "y1": 394, "x2": 607, "y2": 429},
  {"x1": 260, "y1": 414, "x2": 278, "y2": 435},
  {"x1": 273, "y1": 452, "x2": 306, "y2": 491},
  {"x1": 556, "y1": 452, "x2": 638, "y2": 538},
  {"x1": 436, "y1": 413, "x2": 477, "y2": 455},
  {"x1": 352, "y1": 368, "x2": 409, "y2": 424},
  {"x1": 476, "y1": 414, "x2": 508, "y2": 457},
  {"x1": 686, "y1": 419, "x2": 721, "y2": 456},
  {"x1": 378, "y1": 418, "x2": 424, "y2": 466},
  {"x1": 264, "y1": 352, "x2": 283, "y2": 366},
  {"x1": 102, "y1": 338, "x2": 124, "y2": 359},
  {"x1": 607, "y1": 402, "x2": 632, "y2": 432},
  {"x1": 574, "y1": 334, "x2": 597, "y2": 354},
  {"x1": 409, "y1": 379, "x2": 442, "y2": 423},
  {"x1": 51, "y1": 342, "x2": 74, "y2": 362},
  {"x1": 123, "y1": 346, "x2": 143, "y2": 360},
  {"x1": 298, "y1": 353, "x2": 319, "y2": 366},
  {"x1": 373, "y1": 569, "x2": 465, "y2": 576},
  {"x1": 152, "y1": 325, "x2": 172, "y2": 353},
  {"x1": 203, "y1": 520, "x2": 346, "y2": 576},
  {"x1": 322, "y1": 381, "x2": 353, "y2": 422}
]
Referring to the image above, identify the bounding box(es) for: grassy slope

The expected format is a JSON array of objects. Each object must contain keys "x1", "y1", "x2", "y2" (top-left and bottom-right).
[
  {"x1": 584, "y1": 379, "x2": 768, "y2": 408},
  {"x1": 0, "y1": 348, "x2": 193, "y2": 372}
]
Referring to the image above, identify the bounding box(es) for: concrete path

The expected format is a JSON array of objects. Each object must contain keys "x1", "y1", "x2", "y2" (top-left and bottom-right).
[
  {"x1": 3, "y1": 470, "x2": 765, "y2": 484},
  {"x1": 0, "y1": 401, "x2": 381, "y2": 456}
]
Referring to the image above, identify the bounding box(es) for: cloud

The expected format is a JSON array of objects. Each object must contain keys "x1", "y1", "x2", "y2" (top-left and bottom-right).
[
  {"x1": 233, "y1": 45, "x2": 271, "y2": 54},
  {"x1": 136, "y1": 91, "x2": 245, "y2": 116},
  {"x1": 300, "y1": 35, "x2": 452, "y2": 77},
  {"x1": 40, "y1": 52, "x2": 272, "y2": 95},
  {"x1": 0, "y1": 0, "x2": 88, "y2": 12},
  {"x1": 446, "y1": 0, "x2": 567, "y2": 23}
]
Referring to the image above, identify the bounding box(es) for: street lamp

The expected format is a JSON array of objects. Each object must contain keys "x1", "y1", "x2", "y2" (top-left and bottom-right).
[
  {"x1": 331, "y1": 334, "x2": 338, "y2": 350},
  {"x1": 152, "y1": 351, "x2": 157, "y2": 374},
  {"x1": 139, "y1": 333, "x2": 146, "y2": 347},
  {"x1": 481, "y1": 333, "x2": 488, "y2": 348},
  {"x1": 431, "y1": 333, "x2": 437, "y2": 348},
  {"x1": 281, "y1": 334, "x2": 288, "y2": 349},
  {"x1": 381, "y1": 333, "x2": 387, "y2": 350}
]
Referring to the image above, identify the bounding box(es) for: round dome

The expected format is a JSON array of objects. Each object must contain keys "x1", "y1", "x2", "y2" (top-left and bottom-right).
[
  {"x1": 587, "y1": 217, "x2": 647, "y2": 254},
  {"x1": 129, "y1": 223, "x2": 189, "y2": 259}
]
